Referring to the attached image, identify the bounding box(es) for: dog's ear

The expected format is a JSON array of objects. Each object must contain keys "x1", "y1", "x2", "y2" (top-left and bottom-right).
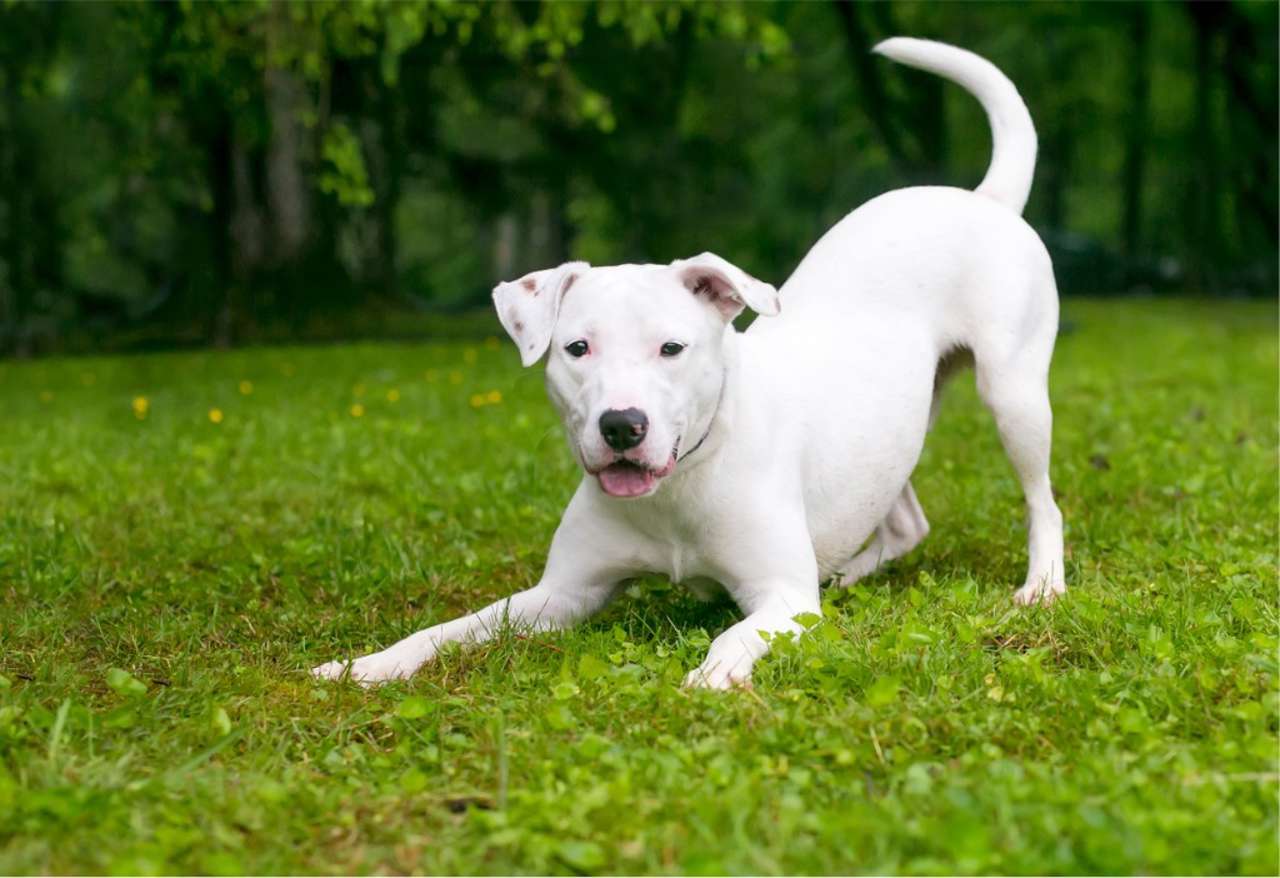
[
  {"x1": 672, "y1": 252, "x2": 780, "y2": 321},
  {"x1": 492, "y1": 261, "x2": 589, "y2": 366}
]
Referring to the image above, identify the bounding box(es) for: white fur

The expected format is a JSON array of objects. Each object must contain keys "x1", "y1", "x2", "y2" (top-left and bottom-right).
[{"x1": 314, "y1": 38, "x2": 1066, "y2": 690}]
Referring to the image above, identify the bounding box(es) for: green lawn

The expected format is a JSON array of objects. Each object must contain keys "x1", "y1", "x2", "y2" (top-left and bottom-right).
[{"x1": 1, "y1": 299, "x2": 1276, "y2": 875}]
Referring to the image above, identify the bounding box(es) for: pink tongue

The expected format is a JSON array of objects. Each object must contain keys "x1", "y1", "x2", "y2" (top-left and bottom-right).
[{"x1": 598, "y1": 462, "x2": 656, "y2": 497}]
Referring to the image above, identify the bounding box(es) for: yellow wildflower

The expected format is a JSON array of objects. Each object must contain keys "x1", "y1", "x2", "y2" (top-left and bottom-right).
[
  {"x1": 463, "y1": 348, "x2": 478, "y2": 365},
  {"x1": 469, "y1": 389, "x2": 503, "y2": 408},
  {"x1": 238, "y1": 380, "x2": 253, "y2": 395},
  {"x1": 350, "y1": 403, "x2": 365, "y2": 418},
  {"x1": 208, "y1": 408, "x2": 224, "y2": 424},
  {"x1": 132, "y1": 396, "x2": 149, "y2": 419},
  {"x1": 448, "y1": 371, "x2": 463, "y2": 385},
  {"x1": 386, "y1": 389, "x2": 401, "y2": 403}
]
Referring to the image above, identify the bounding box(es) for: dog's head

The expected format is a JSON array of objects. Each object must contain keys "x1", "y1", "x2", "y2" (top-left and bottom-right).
[{"x1": 492, "y1": 253, "x2": 779, "y2": 498}]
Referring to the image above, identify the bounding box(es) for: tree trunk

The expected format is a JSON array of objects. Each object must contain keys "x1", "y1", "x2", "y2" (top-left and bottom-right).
[
  {"x1": 1186, "y1": 1, "x2": 1227, "y2": 293},
  {"x1": 831, "y1": 0, "x2": 944, "y2": 184},
  {"x1": 1219, "y1": 4, "x2": 1279, "y2": 252},
  {"x1": 1121, "y1": 2, "x2": 1150, "y2": 266},
  {"x1": 493, "y1": 213, "x2": 519, "y2": 282},
  {"x1": 832, "y1": 0, "x2": 907, "y2": 164},
  {"x1": 1041, "y1": 125, "x2": 1073, "y2": 234},
  {"x1": 207, "y1": 113, "x2": 236, "y2": 348},
  {"x1": 231, "y1": 139, "x2": 267, "y2": 280},
  {"x1": 374, "y1": 71, "x2": 404, "y2": 299},
  {"x1": 0, "y1": 73, "x2": 26, "y2": 353},
  {"x1": 265, "y1": 66, "x2": 310, "y2": 264}
]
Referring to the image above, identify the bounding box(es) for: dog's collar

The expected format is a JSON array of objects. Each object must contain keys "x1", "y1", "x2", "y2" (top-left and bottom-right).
[{"x1": 677, "y1": 368, "x2": 728, "y2": 464}]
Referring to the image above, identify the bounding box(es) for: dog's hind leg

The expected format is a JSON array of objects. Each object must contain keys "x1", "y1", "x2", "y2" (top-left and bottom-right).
[
  {"x1": 972, "y1": 318, "x2": 1065, "y2": 605},
  {"x1": 833, "y1": 481, "x2": 930, "y2": 586},
  {"x1": 831, "y1": 349, "x2": 974, "y2": 589}
]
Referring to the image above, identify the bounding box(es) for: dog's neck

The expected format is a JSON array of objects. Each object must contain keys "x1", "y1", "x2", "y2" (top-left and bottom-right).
[
  {"x1": 669, "y1": 328, "x2": 742, "y2": 477},
  {"x1": 677, "y1": 371, "x2": 726, "y2": 464}
]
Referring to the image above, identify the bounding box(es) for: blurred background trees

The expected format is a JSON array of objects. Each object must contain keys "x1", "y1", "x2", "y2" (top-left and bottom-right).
[{"x1": 0, "y1": 0, "x2": 1274, "y2": 356}]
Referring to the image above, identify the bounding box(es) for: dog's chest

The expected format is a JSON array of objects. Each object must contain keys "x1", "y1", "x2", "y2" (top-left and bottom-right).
[
  {"x1": 649, "y1": 525, "x2": 715, "y2": 584},
  {"x1": 622, "y1": 502, "x2": 723, "y2": 583}
]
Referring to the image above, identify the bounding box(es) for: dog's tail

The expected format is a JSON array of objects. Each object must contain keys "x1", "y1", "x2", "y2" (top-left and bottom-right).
[{"x1": 873, "y1": 37, "x2": 1037, "y2": 215}]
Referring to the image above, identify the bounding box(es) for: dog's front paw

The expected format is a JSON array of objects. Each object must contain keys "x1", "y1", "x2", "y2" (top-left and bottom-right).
[
  {"x1": 1014, "y1": 578, "x2": 1065, "y2": 606},
  {"x1": 311, "y1": 659, "x2": 350, "y2": 681},
  {"x1": 683, "y1": 660, "x2": 752, "y2": 691},
  {"x1": 311, "y1": 650, "x2": 419, "y2": 686}
]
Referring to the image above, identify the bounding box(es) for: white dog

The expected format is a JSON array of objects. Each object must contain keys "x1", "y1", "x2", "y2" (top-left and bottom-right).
[{"x1": 314, "y1": 37, "x2": 1065, "y2": 690}]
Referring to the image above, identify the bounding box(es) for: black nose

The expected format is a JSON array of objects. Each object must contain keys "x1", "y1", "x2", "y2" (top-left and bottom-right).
[{"x1": 599, "y1": 408, "x2": 648, "y2": 451}]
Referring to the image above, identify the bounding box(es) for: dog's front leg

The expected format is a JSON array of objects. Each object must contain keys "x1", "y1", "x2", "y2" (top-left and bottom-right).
[
  {"x1": 683, "y1": 580, "x2": 820, "y2": 690},
  {"x1": 312, "y1": 577, "x2": 619, "y2": 684},
  {"x1": 313, "y1": 487, "x2": 634, "y2": 685}
]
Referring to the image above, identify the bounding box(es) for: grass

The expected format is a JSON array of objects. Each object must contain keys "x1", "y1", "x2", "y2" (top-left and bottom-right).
[{"x1": 0, "y1": 298, "x2": 1276, "y2": 875}]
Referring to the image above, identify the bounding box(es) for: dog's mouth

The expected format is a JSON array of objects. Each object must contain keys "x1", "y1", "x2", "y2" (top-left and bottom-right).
[{"x1": 592, "y1": 442, "x2": 679, "y2": 498}]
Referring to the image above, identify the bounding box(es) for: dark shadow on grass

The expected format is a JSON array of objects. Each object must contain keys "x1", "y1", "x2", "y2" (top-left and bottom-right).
[
  {"x1": 595, "y1": 577, "x2": 743, "y2": 639},
  {"x1": 831, "y1": 540, "x2": 1024, "y2": 596}
]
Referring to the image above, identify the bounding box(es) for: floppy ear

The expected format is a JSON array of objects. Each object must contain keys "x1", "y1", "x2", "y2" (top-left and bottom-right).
[
  {"x1": 492, "y1": 261, "x2": 589, "y2": 366},
  {"x1": 671, "y1": 251, "x2": 780, "y2": 321}
]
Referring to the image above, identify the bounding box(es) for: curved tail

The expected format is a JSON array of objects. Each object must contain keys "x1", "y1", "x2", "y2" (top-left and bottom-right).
[{"x1": 874, "y1": 37, "x2": 1037, "y2": 215}]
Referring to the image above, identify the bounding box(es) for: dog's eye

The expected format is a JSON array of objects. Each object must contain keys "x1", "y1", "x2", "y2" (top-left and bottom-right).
[
  {"x1": 660, "y1": 342, "x2": 686, "y2": 358},
  {"x1": 564, "y1": 340, "x2": 589, "y2": 358}
]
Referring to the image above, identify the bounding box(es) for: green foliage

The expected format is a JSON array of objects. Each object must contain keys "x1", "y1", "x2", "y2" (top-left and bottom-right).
[
  {"x1": 0, "y1": 299, "x2": 1276, "y2": 873},
  {"x1": 0, "y1": 2, "x2": 1274, "y2": 354},
  {"x1": 319, "y1": 122, "x2": 375, "y2": 208},
  {"x1": 103, "y1": 668, "x2": 147, "y2": 699}
]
